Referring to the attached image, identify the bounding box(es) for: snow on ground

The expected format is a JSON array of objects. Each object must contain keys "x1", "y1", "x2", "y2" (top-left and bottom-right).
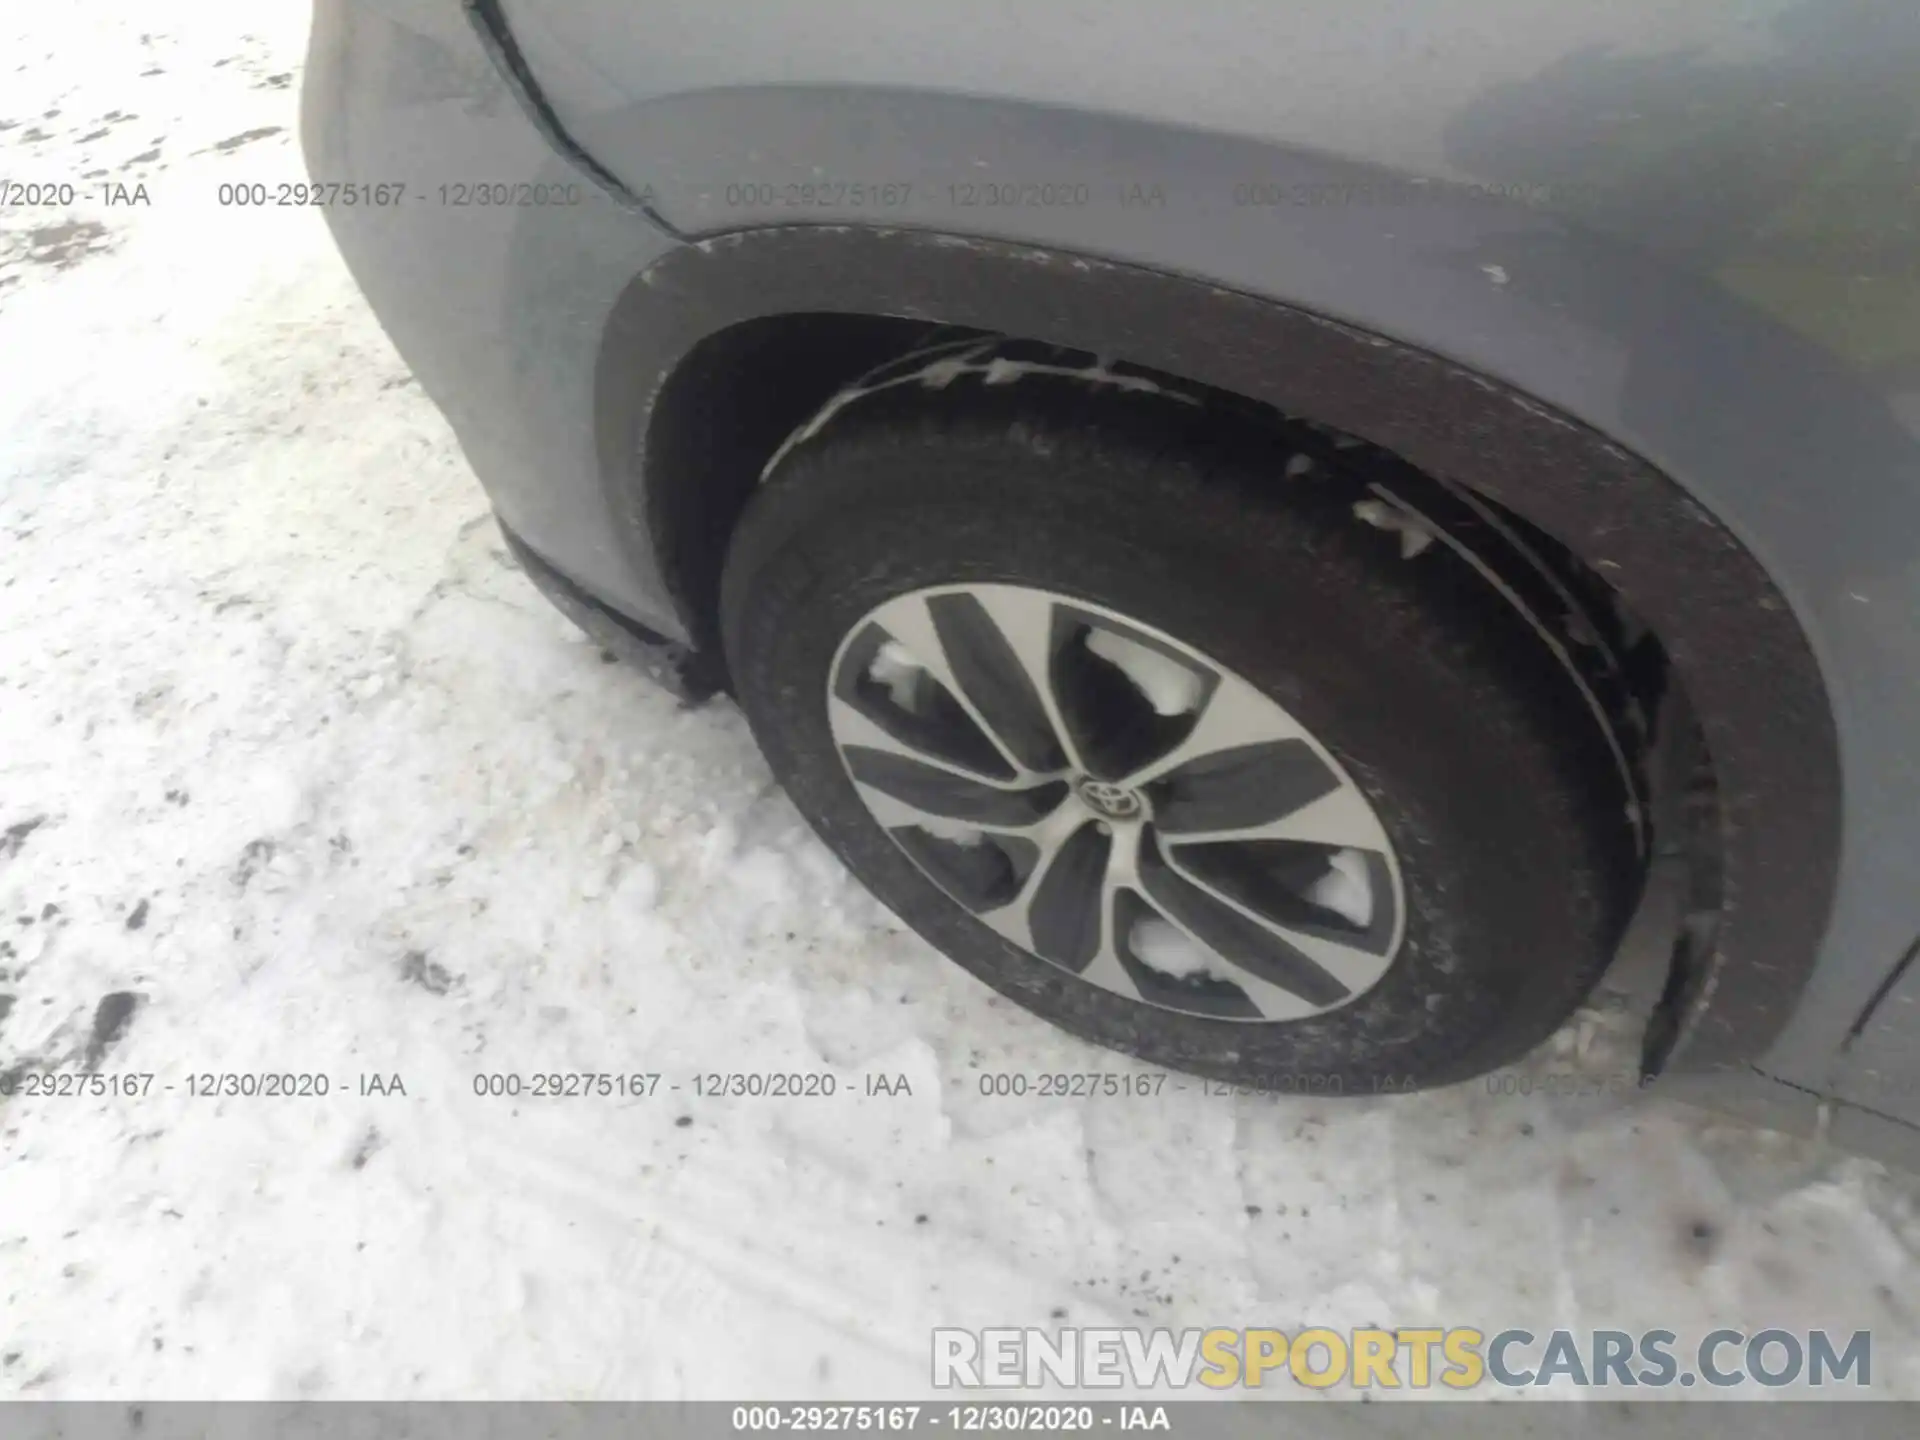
[{"x1": 4, "y1": 0, "x2": 1920, "y2": 1405}]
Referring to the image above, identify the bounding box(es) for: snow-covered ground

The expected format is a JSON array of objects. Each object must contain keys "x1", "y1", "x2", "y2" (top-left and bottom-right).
[{"x1": 4, "y1": 0, "x2": 1920, "y2": 1404}]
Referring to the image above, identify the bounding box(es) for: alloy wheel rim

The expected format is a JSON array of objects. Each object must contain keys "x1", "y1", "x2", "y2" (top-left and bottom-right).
[{"x1": 825, "y1": 583, "x2": 1406, "y2": 1022}]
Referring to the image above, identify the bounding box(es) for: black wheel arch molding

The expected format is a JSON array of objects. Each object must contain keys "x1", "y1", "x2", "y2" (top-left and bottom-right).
[{"x1": 590, "y1": 222, "x2": 1842, "y2": 1079}]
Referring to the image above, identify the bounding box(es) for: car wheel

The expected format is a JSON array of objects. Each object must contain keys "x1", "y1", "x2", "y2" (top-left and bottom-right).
[{"x1": 720, "y1": 363, "x2": 1640, "y2": 1091}]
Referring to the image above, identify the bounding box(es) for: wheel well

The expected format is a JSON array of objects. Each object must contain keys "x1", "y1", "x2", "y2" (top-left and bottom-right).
[
  {"x1": 645, "y1": 313, "x2": 970, "y2": 656},
  {"x1": 594, "y1": 226, "x2": 1837, "y2": 1076},
  {"x1": 648, "y1": 312, "x2": 1672, "y2": 714},
  {"x1": 643, "y1": 314, "x2": 1724, "y2": 1065}
]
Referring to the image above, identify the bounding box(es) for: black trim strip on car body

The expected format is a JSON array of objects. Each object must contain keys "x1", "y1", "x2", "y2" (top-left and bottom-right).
[
  {"x1": 461, "y1": 0, "x2": 687, "y2": 238},
  {"x1": 499, "y1": 522, "x2": 722, "y2": 701}
]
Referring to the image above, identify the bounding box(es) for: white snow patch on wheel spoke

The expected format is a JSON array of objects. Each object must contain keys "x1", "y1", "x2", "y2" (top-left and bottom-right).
[
  {"x1": 1352, "y1": 497, "x2": 1437, "y2": 559},
  {"x1": 1305, "y1": 848, "x2": 1374, "y2": 929},
  {"x1": 867, "y1": 640, "x2": 933, "y2": 714},
  {"x1": 1084, "y1": 628, "x2": 1205, "y2": 717},
  {"x1": 1128, "y1": 915, "x2": 1222, "y2": 981}
]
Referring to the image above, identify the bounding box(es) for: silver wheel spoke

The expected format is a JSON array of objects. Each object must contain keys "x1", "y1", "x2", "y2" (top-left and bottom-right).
[
  {"x1": 840, "y1": 744, "x2": 1067, "y2": 832},
  {"x1": 1160, "y1": 784, "x2": 1390, "y2": 852},
  {"x1": 865, "y1": 593, "x2": 1040, "y2": 779},
  {"x1": 1120, "y1": 673, "x2": 1305, "y2": 788},
  {"x1": 1077, "y1": 935, "x2": 1146, "y2": 1002},
  {"x1": 1158, "y1": 846, "x2": 1389, "y2": 994},
  {"x1": 966, "y1": 586, "x2": 1088, "y2": 775},
  {"x1": 977, "y1": 803, "x2": 1098, "y2": 953},
  {"x1": 1076, "y1": 823, "x2": 1146, "y2": 1002},
  {"x1": 869, "y1": 587, "x2": 1085, "y2": 780},
  {"x1": 828, "y1": 697, "x2": 1011, "y2": 783},
  {"x1": 1131, "y1": 835, "x2": 1355, "y2": 1008},
  {"x1": 856, "y1": 788, "x2": 1054, "y2": 839}
]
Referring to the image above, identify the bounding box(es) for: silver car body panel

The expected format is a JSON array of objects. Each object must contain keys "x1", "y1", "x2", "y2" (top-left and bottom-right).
[{"x1": 304, "y1": 0, "x2": 1920, "y2": 1146}]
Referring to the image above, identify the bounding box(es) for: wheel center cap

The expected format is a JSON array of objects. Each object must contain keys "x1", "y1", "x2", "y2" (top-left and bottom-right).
[{"x1": 1076, "y1": 778, "x2": 1145, "y2": 821}]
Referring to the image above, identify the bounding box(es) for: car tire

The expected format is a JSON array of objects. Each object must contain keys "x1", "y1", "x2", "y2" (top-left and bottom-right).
[{"x1": 720, "y1": 362, "x2": 1640, "y2": 1092}]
